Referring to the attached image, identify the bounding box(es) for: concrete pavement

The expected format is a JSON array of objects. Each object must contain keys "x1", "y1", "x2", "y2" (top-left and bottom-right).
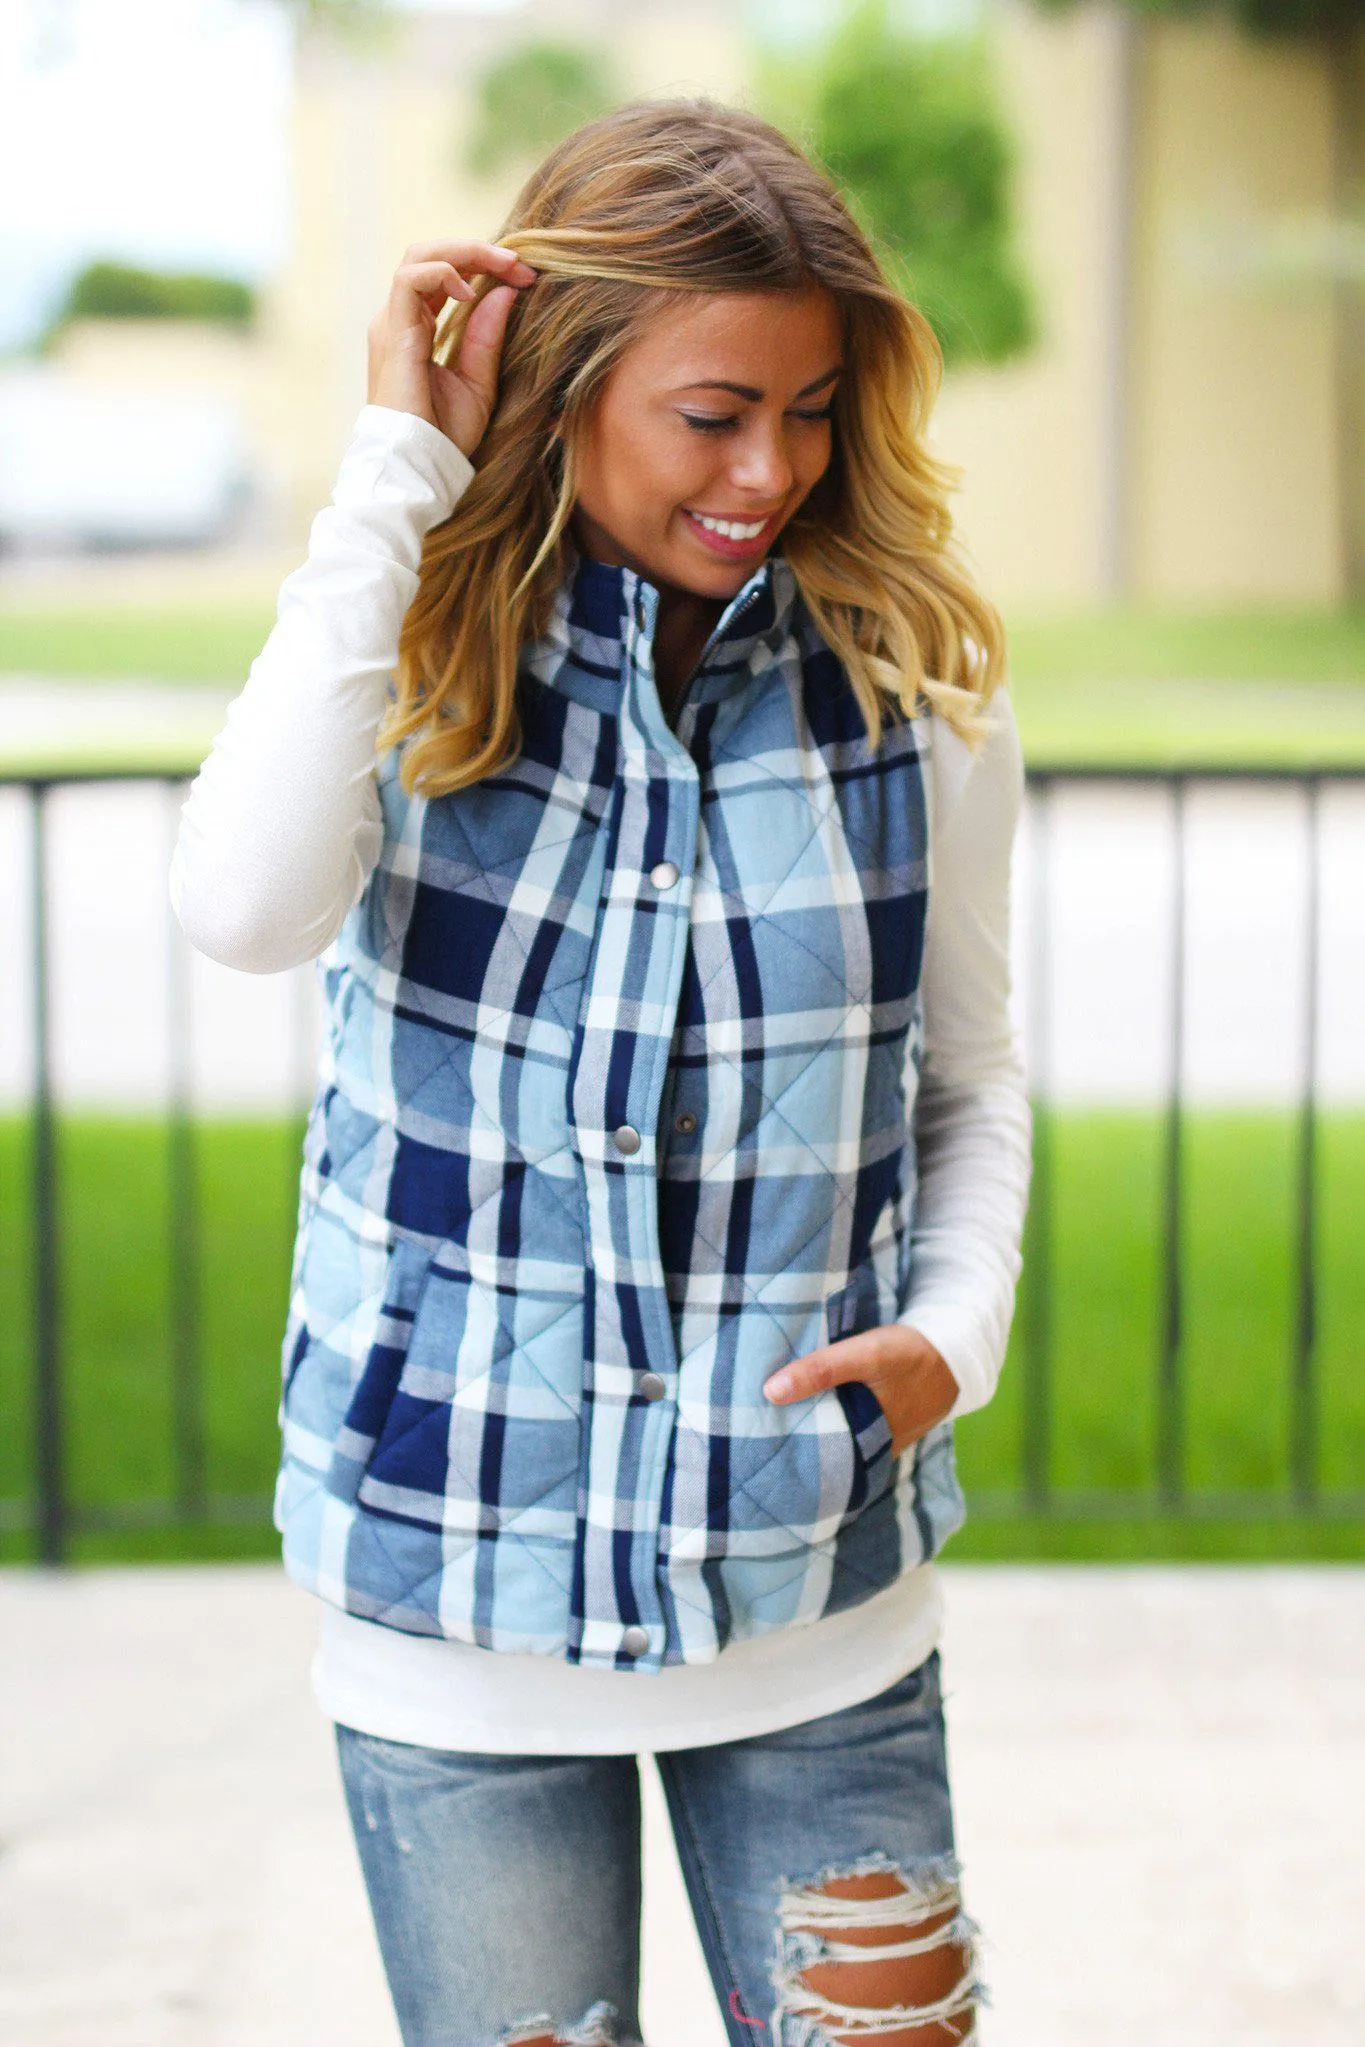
[{"x1": 1, "y1": 1565, "x2": 1362, "y2": 2046}]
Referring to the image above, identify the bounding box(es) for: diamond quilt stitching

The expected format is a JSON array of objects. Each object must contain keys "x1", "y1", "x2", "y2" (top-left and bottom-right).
[{"x1": 278, "y1": 557, "x2": 943, "y2": 1662}]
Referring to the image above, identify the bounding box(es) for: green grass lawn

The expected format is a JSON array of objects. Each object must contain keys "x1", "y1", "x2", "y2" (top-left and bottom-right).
[
  {"x1": 1005, "y1": 605, "x2": 1365, "y2": 766},
  {"x1": 2, "y1": 1109, "x2": 1362, "y2": 1565},
  {"x1": 4, "y1": 602, "x2": 1365, "y2": 770},
  {"x1": 0, "y1": 604, "x2": 279, "y2": 687}
]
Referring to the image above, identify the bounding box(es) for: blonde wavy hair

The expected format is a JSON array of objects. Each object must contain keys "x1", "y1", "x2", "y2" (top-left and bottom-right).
[{"x1": 381, "y1": 96, "x2": 1006, "y2": 797}]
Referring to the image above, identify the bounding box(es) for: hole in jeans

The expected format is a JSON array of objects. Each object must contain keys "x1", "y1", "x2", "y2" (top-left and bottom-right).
[
  {"x1": 771, "y1": 1852, "x2": 984, "y2": 2045},
  {"x1": 498, "y1": 1998, "x2": 634, "y2": 2046}
]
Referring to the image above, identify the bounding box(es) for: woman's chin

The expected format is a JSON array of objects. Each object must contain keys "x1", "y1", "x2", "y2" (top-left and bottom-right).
[{"x1": 654, "y1": 541, "x2": 767, "y2": 601}]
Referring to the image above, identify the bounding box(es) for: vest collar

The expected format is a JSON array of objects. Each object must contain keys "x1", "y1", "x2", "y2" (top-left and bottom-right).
[{"x1": 524, "y1": 538, "x2": 800, "y2": 711}]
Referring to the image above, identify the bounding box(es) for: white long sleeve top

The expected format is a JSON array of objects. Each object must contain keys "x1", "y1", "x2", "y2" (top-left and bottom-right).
[{"x1": 170, "y1": 404, "x2": 1031, "y2": 1754}]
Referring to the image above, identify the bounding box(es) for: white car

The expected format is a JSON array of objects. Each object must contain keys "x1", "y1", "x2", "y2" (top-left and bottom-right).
[{"x1": 0, "y1": 366, "x2": 253, "y2": 551}]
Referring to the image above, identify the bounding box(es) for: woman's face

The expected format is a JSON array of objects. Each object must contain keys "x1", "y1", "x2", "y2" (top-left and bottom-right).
[{"x1": 570, "y1": 284, "x2": 843, "y2": 600}]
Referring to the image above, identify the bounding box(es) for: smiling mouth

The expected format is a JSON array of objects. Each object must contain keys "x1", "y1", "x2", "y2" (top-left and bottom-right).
[
  {"x1": 683, "y1": 508, "x2": 783, "y2": 554},
  {"x1": 687, "y1": 510, "x2": 772, "y2": 540}
]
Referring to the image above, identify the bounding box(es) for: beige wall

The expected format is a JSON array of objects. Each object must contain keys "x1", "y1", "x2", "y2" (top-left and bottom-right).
[
  {"x1": 1129, "y1": 14, "x2": 1342, "y2": 602},
  {"x1": 932, "y1": 4, "x2": 1345, "y2": 610},
  {"x1": 929, "y1": 0, "x2": 1130, "y2": 608}
]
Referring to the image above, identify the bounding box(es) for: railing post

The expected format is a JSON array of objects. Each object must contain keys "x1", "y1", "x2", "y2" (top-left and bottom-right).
[
  {"x1": 1022, "y1": 775, "x2": 1054, "y2": 1512},
  {"x1": 1291, "y1": 775, "x2": 1322, "y2": 1506},
  {"x1": 1156, "y1": 776, "x2": 1187, "y2": 1509},
  {"x1": 30, "y1": 784, "x2": 65, "y2": 1565},
  {"x1": 165, "y1": 781, "x2": 205, "y2": 1519}
]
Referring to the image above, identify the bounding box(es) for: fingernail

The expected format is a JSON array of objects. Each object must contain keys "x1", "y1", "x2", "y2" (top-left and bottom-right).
[{"x1": 763, "y1": 1370, "x2": 792, "y2": 1402}]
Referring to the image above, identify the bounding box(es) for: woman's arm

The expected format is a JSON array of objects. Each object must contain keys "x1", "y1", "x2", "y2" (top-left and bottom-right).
[
  {"x1": 170, "y1": 237, "x2": 535, "y2": 974},
  {"x1": 167, "y1": 405, "x2": 474, "y2": 973},
  {"x1": 897, "y1": 689, "x2": 1033, "y2": 1420}
]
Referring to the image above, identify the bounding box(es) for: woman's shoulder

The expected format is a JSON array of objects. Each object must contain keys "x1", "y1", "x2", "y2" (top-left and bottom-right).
[{"x1": 925, "y1": 686, "x2": 1023, "y2": 844}]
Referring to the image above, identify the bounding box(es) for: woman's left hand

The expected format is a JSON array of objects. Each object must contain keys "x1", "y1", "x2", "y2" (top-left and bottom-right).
[{"x1": 762, "y1": 1325, "x2": 958, "y2": 1456}]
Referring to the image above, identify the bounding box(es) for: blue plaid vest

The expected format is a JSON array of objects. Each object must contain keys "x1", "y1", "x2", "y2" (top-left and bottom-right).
[{"x1": 275, "y1": 548, "x2": 963, "y2": 1671}]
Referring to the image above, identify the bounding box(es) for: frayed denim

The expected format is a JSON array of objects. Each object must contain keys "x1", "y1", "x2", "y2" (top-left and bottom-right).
[{"x1": 335, "y1": 1649, "x2": 982, "y2": 2045}]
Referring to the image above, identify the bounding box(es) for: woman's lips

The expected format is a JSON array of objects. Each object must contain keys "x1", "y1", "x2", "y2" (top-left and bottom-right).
[{"x1": 682, "y1": 507, "x2": 783, "y2": 561}]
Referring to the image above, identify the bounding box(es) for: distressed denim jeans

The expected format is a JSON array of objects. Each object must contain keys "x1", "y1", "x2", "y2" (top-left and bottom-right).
[{"x1": 334, "y1": 1649, "x2": 984, "y2": 2046}]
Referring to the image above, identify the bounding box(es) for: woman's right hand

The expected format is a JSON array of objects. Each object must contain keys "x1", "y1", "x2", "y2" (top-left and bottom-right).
[{"x1": 367, "y1": 240, "x2": 537, "y2": 460}]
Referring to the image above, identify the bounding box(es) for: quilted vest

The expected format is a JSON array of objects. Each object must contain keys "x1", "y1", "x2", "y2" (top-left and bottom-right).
[{"x1": 274, "y1": 547, "x2": 964, "y2": 1672}]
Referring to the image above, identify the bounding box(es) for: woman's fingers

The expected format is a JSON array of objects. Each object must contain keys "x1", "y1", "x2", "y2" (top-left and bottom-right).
[
  {"x1": 763, "y1": 1334, "x2": 879, "y2": 1405},
  {"x1": 384, "y1": 240, "x2": 536, "y2": 324},
  {"x1": 368, "y1": 237, "x2": 536, "y2": 449},
  {"x1": 399, "y1": 239, "x2": 537, "y2": 288},
  {"x1": 763, "y1": 1326, "x2": 959, "y2": 1458},
  {"x1": 455, "y1": 282, "x2": 518, "y2": 399},
  {"x1": 763, "y1": 1326, "x2": 953, "y2": 1405},
  {"x1": 390, "y1": 260, "x2": 476, "y2": 314}
]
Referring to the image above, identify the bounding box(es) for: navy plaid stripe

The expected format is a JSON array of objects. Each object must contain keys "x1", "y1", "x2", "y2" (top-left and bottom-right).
[{"x1": 276, "y1": 550, "x2": 956, "y2": 1670}]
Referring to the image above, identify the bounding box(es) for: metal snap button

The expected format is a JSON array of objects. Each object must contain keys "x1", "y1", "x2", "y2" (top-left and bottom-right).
[
  {"x1": 649, "y1": 860, "x2": 680, "y2": 890},
  {"x1": 621, "y1": 1625, "x2": 650, "y2": 1657},
  {"x1": 673, "y1": 1110, "x2": 697, "y2": 1135},
  {"x1": 612, "y1": 1124, "x2": 641, "y2": 1155},
  {"x1": 638, "y1": 1371, "x2": 666, "y2": 1402}
]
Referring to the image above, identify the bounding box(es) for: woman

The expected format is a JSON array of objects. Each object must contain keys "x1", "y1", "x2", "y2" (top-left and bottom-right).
[{"x1": 172, "y1": 98, "x2": 1030, "y2": 2047}]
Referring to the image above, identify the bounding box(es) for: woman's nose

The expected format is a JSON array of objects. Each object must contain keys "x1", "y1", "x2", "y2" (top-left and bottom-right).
[{"x1": 729, "y1": 430, "x2": 794, "y2": 503}]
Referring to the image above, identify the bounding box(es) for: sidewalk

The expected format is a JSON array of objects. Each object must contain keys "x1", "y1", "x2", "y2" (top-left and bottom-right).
[{"x1": 1, "y1": 1566, "x2": 1361, "y2": 2046}]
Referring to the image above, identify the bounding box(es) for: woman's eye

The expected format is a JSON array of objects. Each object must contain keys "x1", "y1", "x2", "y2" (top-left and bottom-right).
[{"x1": 680, "y1": 406, "x2": 834, "y2": 432}]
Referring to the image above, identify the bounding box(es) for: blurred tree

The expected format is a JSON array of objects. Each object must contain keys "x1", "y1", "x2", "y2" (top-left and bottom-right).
[
  {"x1": 463, "y1": 40, "x2": 622, "y2": 177},
  {"x1": 1035, "y1": 0, "x2": 1360, "y2": 25},
  {"x1": 765, "y1": 2, "x2": 1036, "y2": 371},
  {"x1": 273, "y1": 0, "x2": 397, "y2": 52},
  {"x1": 38, "y1": 260, "x2": 256, "y2": 353},
  {"x1": 285, "y1": 0, "x2": 386, "y2": 24}
]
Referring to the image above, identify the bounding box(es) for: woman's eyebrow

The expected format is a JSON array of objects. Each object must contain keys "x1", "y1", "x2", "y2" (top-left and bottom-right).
[{"x1": 672, "y1": 365, "x2": 843, "y2": 401}]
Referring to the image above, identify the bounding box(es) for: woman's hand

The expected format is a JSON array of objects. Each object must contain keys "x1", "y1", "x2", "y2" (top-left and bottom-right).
[
  {"x1": 367, "y1": 239, "x2": 537, "y2": 459},
  {"x1": 763, "y1": 1324, "x2": 959, "y2": 1457}
]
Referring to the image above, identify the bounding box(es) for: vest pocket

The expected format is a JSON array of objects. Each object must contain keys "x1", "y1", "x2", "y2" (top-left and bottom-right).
[
  {"x1": 321, "y1": 1232, "x2": 437, "y2": 1506},
  {"x1": 346, "y1": 1254, "x2": 587, "y2": 1531},
  {"x1": 663, "y1": 1267, "x2": 900, "y2": 1571},
  {"x1": 824, "y1": 1267, "x2": 895, "y2": 1495}
]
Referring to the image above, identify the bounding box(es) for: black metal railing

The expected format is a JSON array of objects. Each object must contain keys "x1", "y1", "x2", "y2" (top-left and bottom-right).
[
  {"x1": 3, "y1": 762, "x2": 1363, "y2": 1559},
  {"x1": 4, "y1": 767, "x2": 294, "y2": 1560},
  {"x1": 1014, "y1": 766, "x2": 1362, "y2": 1523}
]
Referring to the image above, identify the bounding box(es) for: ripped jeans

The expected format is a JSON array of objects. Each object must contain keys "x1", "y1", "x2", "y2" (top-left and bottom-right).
[{"x1": 335, "y1": 1650, "x2": 984, "y2": 2047}]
